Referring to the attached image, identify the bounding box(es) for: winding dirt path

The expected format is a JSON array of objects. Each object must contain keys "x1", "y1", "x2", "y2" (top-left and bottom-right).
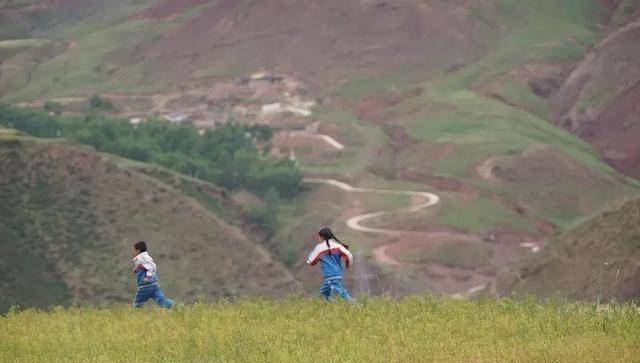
[
  {"x1": 303, "y1": 177, "x2": 485, "y2": 268},
  {"x1": 476, "y1": 156, "x2": 497, "y2": 180},
  {"x1": 301, "y1": 142, "x2": 494, "y2": 297},
  {"x1": 304, "y1": 178, "x2": 440, "y2": 235},
  {"x1": 16, "y1": 89, "x2": 215, "y2": 115},
  {"x1": 280, "y1": 131, "x2": 345, "y2": 150},
  {"x1": 303, "y1": 177, "x2": 439, "y2": 266}
]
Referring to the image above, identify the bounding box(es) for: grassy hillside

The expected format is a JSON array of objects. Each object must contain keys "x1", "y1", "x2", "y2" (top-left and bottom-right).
[
  {"x1": 1, "y1": 298, "x2": 639, "y2": 362},
  {"x1": 2, "y1": 0, "x2": 640, "y2": 300},
  {"x1": 0, "y1": 127, "x2": 297, "y2": 312},
  {"x1": 0, "y1": 0, "x2": 491, "y2": 101},
  {"x1": 270, "y1": 0, "x2": 640, "y2": 297},
  {"x1": 500, "y1": 197, "x2": 640, "y2": 300},
  {"x1": 0, "y1": 0, "x2": 169, "y2": 100}
]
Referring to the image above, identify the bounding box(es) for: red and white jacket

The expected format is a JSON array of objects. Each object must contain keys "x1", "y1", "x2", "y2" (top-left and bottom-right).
[
  {"x1": 306, "y1": 239, "x2": 354, "y2": 278},
  {"x1": 133, "y1": 251, "x2": 156, "y2": 278}
]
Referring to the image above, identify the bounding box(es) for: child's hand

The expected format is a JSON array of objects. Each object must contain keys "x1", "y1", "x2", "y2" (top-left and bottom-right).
[{"x1": 143, "y1": 276, "x2": 151, "y2": 283}]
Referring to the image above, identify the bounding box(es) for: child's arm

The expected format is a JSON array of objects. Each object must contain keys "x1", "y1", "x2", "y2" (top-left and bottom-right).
[
  {"x1": 306, "y1": 245, "x2": 323, "y2": 266},
  {"x1": 133, "y1": 255, "x2": 156, "y2": 281},
  {"x1": 142, "y1": 261, "x2": 155, "y2": 281},
  {"x1": 338, "y1": 245, "x2": 354, "y2": 268},
  {"x1": 132, "y1": 264, "x2": 154, "y2": 282}
]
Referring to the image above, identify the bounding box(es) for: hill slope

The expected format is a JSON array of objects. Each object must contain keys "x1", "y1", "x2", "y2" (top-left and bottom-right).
[
  {"x1": 0, "y1": 0, "x2": 495, "y2": 99},
  {"x1": 1, "y1": 0, "x2": 640, "y2": 299},
  {"x1": 551, "y1": 6, "x2": 640, "y2": 178},
  {"x1": 500, "y1": 196, "x2": 640, "y2": 300},
  {"x1": 0, "y1": 127, "x2": 297, "y2": 311}
]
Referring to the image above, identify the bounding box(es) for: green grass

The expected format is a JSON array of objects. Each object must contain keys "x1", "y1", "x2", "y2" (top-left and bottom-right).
[
  {"x1": 444, "y1": 0, "x2": 601, "y2": 91},
  {"x1": 192, "y1": 61, "x2": 253, "y2": 80},
  {"x1": 423, "y1": 243, "x2": 492, "y2": 269},
  {"x1": 3, "y1": 0, "x2": 211, "y2": 102},
  {"x1": 319, "y1": 0, "x2": 621, "y2": 186},
  {"x1": 382, "y1": 0, "x2": 617, "y2": 187},
  {"x1": 399, "y1": 88, "x2": 617, "y2": 191},
  {"x1": 7, "y1": 19, "x2": 169, "y2": 101},
  {"x1": 329, "y1": 65, "x2": 423, "y2": 97},
  {"x1": 32, "y1": 0, "x2": 158, "y2": 40},
  {"x1": 304, "y1": 105, "x2": 388, "y2": 176},
  {"x1": 435, "y1": 194, "x2": 536, "y2": 235},
  {"x1": 359, "y1": 193, "x2": 412, "y2": 212},
  {"x1": 396, "y1": 240, "x2": 493, "y2": 269},
  {"x1": 495, "y1": 79, "x2": 552, "y2": 119},
  {"x1": 1, "y1": 298, "x2": 639, "y2": 362},
  {"x1": 400, "y1": 0, "x2": 605, "y2": 175},
  {"x1": 0, "y1": 38, "x2": 52, "y2": 48},
  {"x1": 612, "y1": 0, "x2": 639, "y2": 21}
]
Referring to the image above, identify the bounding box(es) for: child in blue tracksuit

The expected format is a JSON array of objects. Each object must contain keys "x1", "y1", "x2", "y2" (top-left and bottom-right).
[
  {"x1": 132, "y1": 241, "x2": 174, "y2": 308},
  {"x1": 306, "y1": 227, "x2": 354, "y2": 302}
]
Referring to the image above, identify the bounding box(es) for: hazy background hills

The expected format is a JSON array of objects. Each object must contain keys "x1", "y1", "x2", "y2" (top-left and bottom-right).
[{"x1": 1, "y1": 0, "x2": 639, "y2": 310}]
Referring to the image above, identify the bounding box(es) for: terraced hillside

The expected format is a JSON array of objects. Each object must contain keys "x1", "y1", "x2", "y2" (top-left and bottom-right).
[{"x1": 0, "y1": 127, "x2": 297, "y2": 311}]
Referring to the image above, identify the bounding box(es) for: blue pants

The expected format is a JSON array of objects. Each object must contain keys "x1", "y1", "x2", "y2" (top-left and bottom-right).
[
  {"x1": 320, "y1": 277, "x2": 354, "y2": 302},
  {"x1": 133, "y1": 284, "x2": 173, "y2": 308}
]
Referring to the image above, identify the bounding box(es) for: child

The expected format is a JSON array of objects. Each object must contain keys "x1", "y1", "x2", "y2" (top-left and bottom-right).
[
  {"x1": 306, "y1": 227, "x2": 354, "y2": 302},
  {"x1": 132, "y1": 241, "x2": 174, "y2": 308}
]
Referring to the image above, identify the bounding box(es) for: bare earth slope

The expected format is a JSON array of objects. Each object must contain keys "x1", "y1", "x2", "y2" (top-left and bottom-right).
[
  {"x1": 0, "y1": 128, "x2": 297, "y2": 311},
  {"x1": 499, "y1": 196, "x2": 640, "y2": 300},
  {"x1": 139, "y1": 0, "x2": 492, "y2": 87},
  {"x1": 552, "y1": 8, "x2": 640, "y2": 178},
  {"x1": 0, "y1": 0, "x2": 497, "y2": 99}
]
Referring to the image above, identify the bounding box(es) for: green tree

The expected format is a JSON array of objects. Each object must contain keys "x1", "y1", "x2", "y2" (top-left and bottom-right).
[
  {"x1": 248, "y1": 187, "x2": 280, "y2": 239},
  {"x1": 43, "y1": 101, "x2": 62, "y2": 115},
  {"x1": 88, "y1": 95, "x2": 114, "y2": 111},
  {"x1": 0, "y1": 105, "x2": 302, "y2": 197}
]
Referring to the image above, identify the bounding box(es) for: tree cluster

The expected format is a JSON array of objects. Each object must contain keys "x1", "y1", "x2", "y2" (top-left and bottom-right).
[{"x1": 0, "y1": 105, "x2": 301, "y2": 198}]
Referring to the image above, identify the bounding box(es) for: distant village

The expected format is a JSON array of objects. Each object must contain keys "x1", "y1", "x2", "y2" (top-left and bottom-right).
[{"x1": 127, "y1": 71, "x2": 317, "y2": 131}]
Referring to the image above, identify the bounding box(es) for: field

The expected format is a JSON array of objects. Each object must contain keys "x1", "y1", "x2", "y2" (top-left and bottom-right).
[{"x1": 1, "y1": 297, "x2": 640, "y2": 362}]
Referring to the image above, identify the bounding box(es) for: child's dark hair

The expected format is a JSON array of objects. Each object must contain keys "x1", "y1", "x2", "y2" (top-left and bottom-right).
[
  {"x1": 318, "y1": 227, "x2": 349, "y2": 249},
  {"x1": 134, "y1": 241, "x2": 147, "y2": 252}
]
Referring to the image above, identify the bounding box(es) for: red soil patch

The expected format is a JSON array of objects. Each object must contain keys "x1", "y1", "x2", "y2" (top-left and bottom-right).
[
  {"x1": 140, "y1": 0, "x2": 491, "y2": 87},
  {"x1": 356, "y1": 97, "x2": 387, "y2": 123},
  {"x1": 134, "y1": 0, "x2": 209, "y2": 20},
  {"x1": 580, "y1": 82, "x2": 640, "y2": 179},
  {"x1": 355, "y1": 88, "x2": 422, "y2": 123},
  {"x1": 551, "y1": 15, "x2": 640, "y2": 180}
]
